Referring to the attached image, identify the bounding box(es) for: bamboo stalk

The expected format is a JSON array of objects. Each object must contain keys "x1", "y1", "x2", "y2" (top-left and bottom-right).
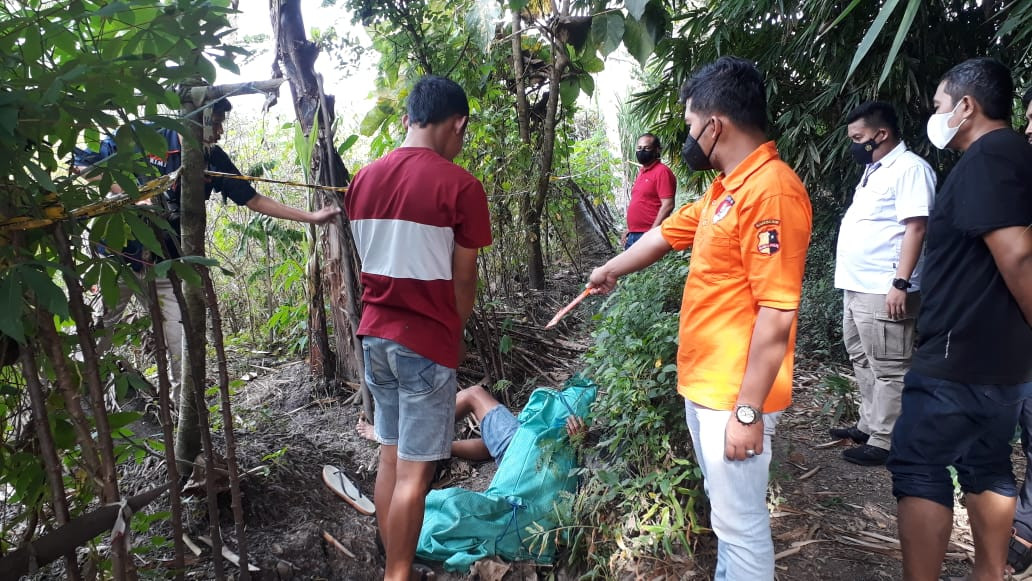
[
  {"x1": 49, "y1": 222, "x2": 131, "y2": 579},
  {"x1": 166, "y1": 271, "x2": 226, "y2": 579},
  {"x1": 143, "y1": 277, "x2": 186, "y2": 579},
  {"x1": 19, "y1": 342, "x2": 82, "y2": 580},
  {"x1": 200, "y1": 268, "x2": 250, "y2": 579},
  {"x1": 35, "y1": 311, "x2": 104, "y2": 492}
]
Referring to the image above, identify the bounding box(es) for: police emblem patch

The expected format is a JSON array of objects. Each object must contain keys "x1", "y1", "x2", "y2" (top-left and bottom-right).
[
  {"x1": 757, "y1": 228, "x2": 780, "y2": 255},
  {"x1": 713, "y1": 195, "x2": 735, "y2": 223}
]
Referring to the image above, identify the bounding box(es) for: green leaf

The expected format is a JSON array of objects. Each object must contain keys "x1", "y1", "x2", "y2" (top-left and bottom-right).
[
  {"x1": 580, "y1": 74, "x2": 595, "y2": 97},
  {"x1": 578, "y1": 51, "x2": 605, "y2": 74},
  {"x1": 816, "y1": 0, "x2": 864, "y2": 40},
  {"x1": 50, "y1": 416, "x2": 76, "y2": 450},
  {"x1": 107, "y1": 411, "x2": 142, "y2": 431},
  {"x1": 877, "y1": 0, "x2": 921, "y2": 90},
  {"x1": 171, "y1": 261, "x2": 201, "y2": 288},
  {"x1": 152, "y1": 260, "x2": 172, "y2": 279},
  {"x1": 132, "y1": 122, "x2": 169, "y2": 158},
  {"x1": 508, "y1": 0, "x2": 529, "y2": 10},
  {"x1": 559, "y1": 77, "x2": 580, "y2": 106},
  {"x1": 844, "y1": 0, "x2": 902, "y2": 86},
  {"x1": 96, "y1": 215, "x2": 129, "y2": 258},
  {"x1": 99, "y1": 261, "x2": 121, "y2": 311},
  {"x1": 622, "y1": 16, "x2": 655, "y2": 68},
  {"x1": 337, "y1": 134, "x2": 359, "y2": 154},
  {"x1": 0, "y1": 274, "x2": 26, "y2": 344},
  {"x1": 625, "y1": 0, "x2": 648, "y2": 21},
  {"x1": 591, "y1": 12, "x2": 625, "y2": 58},
  {"x1": 26, "y1": 162, "x2": 57, "y2": 192},
  {"x1": 123, "y1": 211, "x2": 163, "y2": 255},
  {"x1": 359, "y1": 101, "x2": 392, "y2": 136},
  {"x1": 20, "y1": 268, "x2": 69, "y2": 319}
]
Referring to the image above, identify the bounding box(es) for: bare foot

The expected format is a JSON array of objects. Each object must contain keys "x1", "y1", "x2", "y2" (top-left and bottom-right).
[{"x1": 356, "y1": 418, "x2": 376, "y2": 442}]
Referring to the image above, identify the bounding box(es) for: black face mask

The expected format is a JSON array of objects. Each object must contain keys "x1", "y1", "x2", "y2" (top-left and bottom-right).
[
  {"x1": 849, "y1": 139, "x2": 879, "y2": 165},
  {"x1": 681, "y1": 120, "x2": 715, "y2": 171},
  {"x1": 635, "y1": 149, "x2": 657, "y2": 165}
]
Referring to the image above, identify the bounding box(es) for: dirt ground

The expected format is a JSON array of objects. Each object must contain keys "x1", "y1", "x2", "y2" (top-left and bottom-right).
[
  {"x1": 106, "y1": 353, "x2": 1013, "y2": 581},
  {"x1": 24, "y1": 277, "x2": 1024, "y2": 581}
]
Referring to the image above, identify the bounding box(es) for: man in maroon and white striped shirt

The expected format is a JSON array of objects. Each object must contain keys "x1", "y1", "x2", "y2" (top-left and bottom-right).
[{"x1": 345, "y1": 75, "x2": 492, "y2": 580}]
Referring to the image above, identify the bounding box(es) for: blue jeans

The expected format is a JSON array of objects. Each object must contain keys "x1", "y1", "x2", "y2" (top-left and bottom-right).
[
  {"x1": 685, "y1": 400, "x2": 780, "y2": 581},
  {"x1": 624, "y1": 231, "x2": 644, "y2": 250},
  {"x1": 888, "y1": 370, "x2": 1032, "y2": 508},
  {"x1": 361, "y1": 336, "x2": 457, "y2": 462}
]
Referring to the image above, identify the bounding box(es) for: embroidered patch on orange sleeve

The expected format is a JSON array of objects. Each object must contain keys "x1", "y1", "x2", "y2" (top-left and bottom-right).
[{"x1": 757, "y1": 228, "x2": 780, "y2": 255}]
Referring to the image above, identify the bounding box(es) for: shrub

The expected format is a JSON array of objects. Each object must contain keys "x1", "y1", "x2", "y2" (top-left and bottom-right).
[{"x1": 567, "y1": 254, "x2": 706, "y2": 576}]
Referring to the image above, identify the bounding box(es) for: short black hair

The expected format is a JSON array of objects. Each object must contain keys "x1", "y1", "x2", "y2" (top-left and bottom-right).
[
  {"x1": 212, "y1": 97, "x2": 232, "y2": 116},
  {"x1": 940, "y1": 58, "x2": 1013, "y2": 121},
  {"x1": 406, "y1": 75, "x2": 469, "y2": 127},
  {"x1": 1022, "y1": 86, "x2": 1032, "y2": 109},
  {"x1": 638, "y1": 133, "x2": 661, "y2": 149},
  {"x1": 679, "y1": 56, "x2": 767, "y2": 133},
  {"x1": 845, "y1": 101, "x2": 901, "y2": 138}
]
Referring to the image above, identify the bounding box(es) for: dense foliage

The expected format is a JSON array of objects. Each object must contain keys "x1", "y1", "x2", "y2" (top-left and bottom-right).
[{"x1": 572, "y1": 255, "x2": 704, "y2": 576}]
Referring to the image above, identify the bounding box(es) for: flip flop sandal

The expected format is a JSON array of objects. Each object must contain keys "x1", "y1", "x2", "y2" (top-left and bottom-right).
[
  {"x1": 1010, "y1": 532, "x2": 1032, "y2": 576},
  {"x1": 322, "y1": 465, "x2": 375, "y2": 516}
]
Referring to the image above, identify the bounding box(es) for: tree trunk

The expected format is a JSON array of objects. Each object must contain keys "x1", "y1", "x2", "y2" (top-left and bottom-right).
[
  {"x1": 174, "y1": 93, "x2": 208, "y2": 478},
  {"x1": 173, "y1": 92, "x2": 228, "y2": 579},
  {"x1": 271, "y1": 0, "x2": 370, "y2": 418},
  {"x1": 526, "y1": 42, "x2": 569, "y2": 289}
]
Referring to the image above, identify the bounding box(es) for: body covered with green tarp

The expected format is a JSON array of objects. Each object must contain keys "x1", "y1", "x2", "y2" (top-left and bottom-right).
[{"x1": 415, "y1": 376, "x2": 597, "y2": 572}]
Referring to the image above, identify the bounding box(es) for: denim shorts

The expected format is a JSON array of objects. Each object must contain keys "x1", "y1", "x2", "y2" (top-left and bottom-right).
[
  {"x1": 888, "y1": 370, "x2": 1032, "y2": 508},
  {"x1": 361, "y1": 336, "x2": 457, "y2": 462},
  {"x1": 480, "y1": 404, "x2": 520, "y2": 463}
]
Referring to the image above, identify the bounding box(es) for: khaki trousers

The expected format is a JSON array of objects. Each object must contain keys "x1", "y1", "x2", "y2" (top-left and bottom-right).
[
  {"x1": 93, "y1": 276, "x2": 183, "y2": 404},
  {"x1": 842, "y1": 290, "x2": 920, "y2": 450}
]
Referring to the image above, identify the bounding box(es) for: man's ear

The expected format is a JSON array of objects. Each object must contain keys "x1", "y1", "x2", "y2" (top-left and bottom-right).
[
  {"x1": 455, "y1": 115, "x2": 469, "y2": 135},
  {"x1": 710, "y1": 117, "x2": 724, "y2": 140},
  {"x1": 401, "y1": 113, "x2": 411, "y2": 130},
  {"x1": 959, "y1": 95, "x2": 977, "y2": 119}
]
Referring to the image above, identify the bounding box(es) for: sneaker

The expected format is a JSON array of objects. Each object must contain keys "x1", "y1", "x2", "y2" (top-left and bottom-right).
[
  {"x1": 829, "y1": 425, "x2": 869, "y2": 444},
  {"x1": 842, "y1": 444, "x2": 889, "y2": 466}
]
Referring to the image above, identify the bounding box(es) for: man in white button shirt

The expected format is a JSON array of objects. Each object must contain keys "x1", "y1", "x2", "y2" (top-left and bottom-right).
[{"x1": 830, "y1": 101, "x2": 936, "y2": 466}]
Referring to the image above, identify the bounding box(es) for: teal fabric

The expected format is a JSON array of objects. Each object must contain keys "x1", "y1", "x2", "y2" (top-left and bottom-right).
[{"x1": 416, "y1": 376, "x2": 597, "y2": 572}]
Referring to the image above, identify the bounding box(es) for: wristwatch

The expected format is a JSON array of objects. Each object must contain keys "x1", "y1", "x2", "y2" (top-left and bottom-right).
[
  {"x1": 734, "y1": 404, "x2": 762, "y2": 425},
  {"x1": 892, "y1": 278, "x2": 912, "y2": 290}
]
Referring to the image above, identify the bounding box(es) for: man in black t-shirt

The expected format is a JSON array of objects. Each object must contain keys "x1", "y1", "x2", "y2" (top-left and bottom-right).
[
  {"x1": 887, "y1": 58, "x2": 1032, "y2": 581},
  {"x1": 80, "y1": 98, "x2": 339, "y2": 404},
  {"x1": 1005, "y1": 86, "x2": 1032, "y2": 576}
]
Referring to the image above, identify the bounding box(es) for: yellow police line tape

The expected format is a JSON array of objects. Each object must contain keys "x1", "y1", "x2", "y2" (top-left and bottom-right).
[
  {"x1": 0, "y1": 170, "x2": 348, "y2": 233},
  {"x1": 204, "y1": 171, "x2": 351, "y2": 194}
]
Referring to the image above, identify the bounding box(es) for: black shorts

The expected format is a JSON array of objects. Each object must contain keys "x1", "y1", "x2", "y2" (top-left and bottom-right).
[{"x1": 887, "y1": 370, "x2": 1032, "y2": 508}]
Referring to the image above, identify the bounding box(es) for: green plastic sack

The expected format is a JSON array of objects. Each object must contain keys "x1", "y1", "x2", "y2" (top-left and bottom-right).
[{"x1": 416, "y1": 375, "x2": 597, "y2": 572}]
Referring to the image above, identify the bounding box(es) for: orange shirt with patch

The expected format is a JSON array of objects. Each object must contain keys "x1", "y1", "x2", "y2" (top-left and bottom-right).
[{"x1": 660, "y1": 141, "x2": 812, "y2": 413}]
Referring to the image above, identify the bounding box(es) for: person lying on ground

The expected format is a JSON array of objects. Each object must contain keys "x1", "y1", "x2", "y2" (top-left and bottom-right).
[{"x1": 357, "y1": 383, "x2": 586, "y2": 464}]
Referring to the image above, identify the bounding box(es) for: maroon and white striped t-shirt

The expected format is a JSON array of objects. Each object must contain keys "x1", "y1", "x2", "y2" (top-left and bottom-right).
[{"x1": 346, "y1": 147, "x2": 492, "y2": 368}]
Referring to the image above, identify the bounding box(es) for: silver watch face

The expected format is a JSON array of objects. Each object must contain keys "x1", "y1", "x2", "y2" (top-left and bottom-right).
[{"x1": 736, "y1": 406, "x2": 757, "y2": 424}]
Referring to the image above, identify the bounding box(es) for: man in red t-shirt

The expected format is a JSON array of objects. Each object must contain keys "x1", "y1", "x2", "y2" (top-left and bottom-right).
[
  {"x1": 622, "y1": 133, "x2": 676, "y2": 248},
  {"x1": 345, "y1": 75, "x2": 492, "y2": 581}
]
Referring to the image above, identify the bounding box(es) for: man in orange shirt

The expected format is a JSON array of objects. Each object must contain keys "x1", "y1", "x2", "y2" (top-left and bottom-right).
[{"x1": 589, "y1": 56, "x2": 812, "y2": 580}]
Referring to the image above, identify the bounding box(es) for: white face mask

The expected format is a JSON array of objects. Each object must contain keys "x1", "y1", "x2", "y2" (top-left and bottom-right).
[{"x1": 926, "y1": 101, "x2": 966, "y2": 150}]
